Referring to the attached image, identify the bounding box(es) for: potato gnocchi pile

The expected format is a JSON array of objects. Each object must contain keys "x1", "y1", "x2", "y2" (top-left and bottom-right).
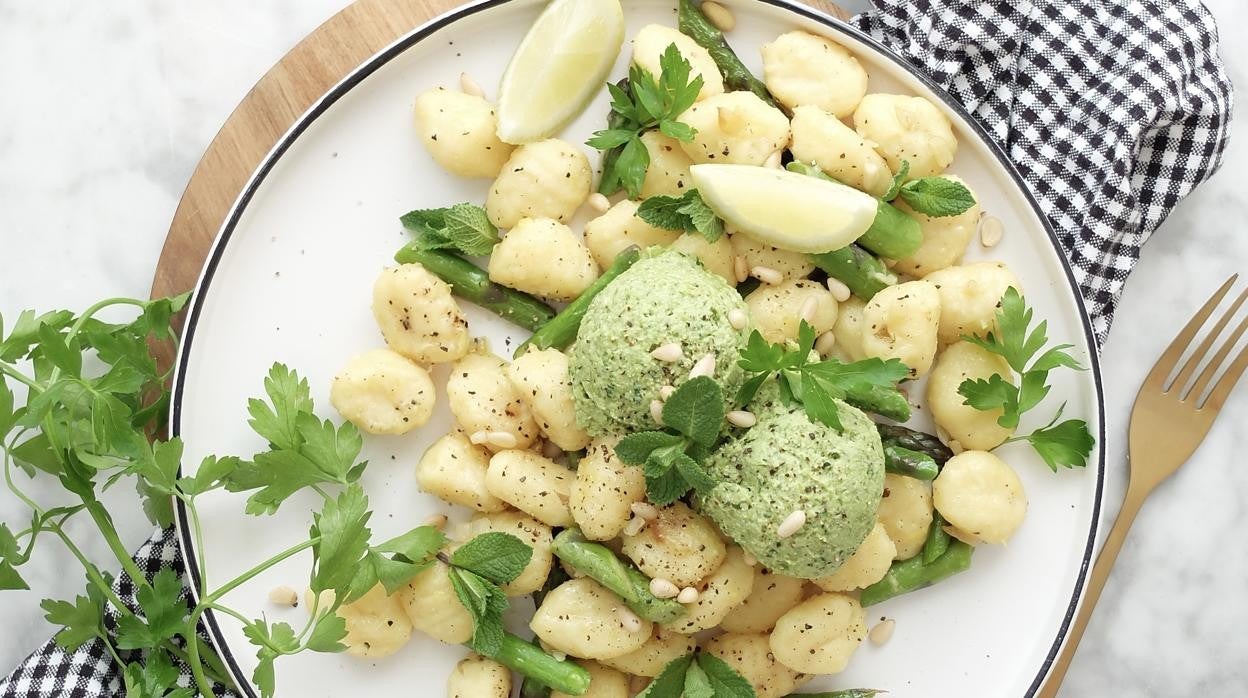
[{"x1": 311, "y1": 3, "x2": 1089, "y2": 696}]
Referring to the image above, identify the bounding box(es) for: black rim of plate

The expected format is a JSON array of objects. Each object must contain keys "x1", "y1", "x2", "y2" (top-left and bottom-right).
[{"x1": 171, "y1": 1, "x2": 1108, "y2": 695}]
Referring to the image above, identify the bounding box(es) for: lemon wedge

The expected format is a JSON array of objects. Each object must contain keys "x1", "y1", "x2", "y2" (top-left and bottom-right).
[
  {"x1": 689, "y1": 164, "x2": 879, "y2": 253},
  {"x1": 496, "y1": 0, "x2": 625, "y2": 145}
]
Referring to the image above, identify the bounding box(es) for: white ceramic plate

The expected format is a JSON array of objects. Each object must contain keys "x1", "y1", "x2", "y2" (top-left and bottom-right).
[{"x1": 172, "y1": 1, "x2": 1106, "y2": 695}]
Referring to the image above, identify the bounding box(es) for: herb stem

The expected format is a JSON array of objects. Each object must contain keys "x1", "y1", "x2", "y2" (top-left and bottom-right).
[
  {"x1": 203, "y1": 537, "x2": 318, "y2": 605},
  {"x1": 186, "y1": 497, "x2": 208, "y2": 594},
  {"x1": 184, "y1": 612, "x2": 217, "y2": 698},
  {"x1": 0, "y1": 363, "x2": 40, "y2": 392},
  {"x1": 205, "y1": 601, "x2": 252, "y2": 627},
  {"x1": 80, "y1": 497, "x2": 150, "y2": 593}
]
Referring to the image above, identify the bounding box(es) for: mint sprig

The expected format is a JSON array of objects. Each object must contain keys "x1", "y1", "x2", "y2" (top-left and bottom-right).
[
  {"x1": 639, "y1": 652, "x2": 756, "y2": 698},
  {"x1": 614, "y1": 376, "x2": 723, "y2": 505},
  {"x1": 400, "y1": 202, "x2": 499, "y2": 256},
  {"x1": 635, "y1": 189, "x2": 724, "y2": 242},
  {"x1": 444, "y1": 532, "x2": 533, "y2": 657},
  {"x1": 879, "y1": 159, "x2": 975, "y2": 217}
]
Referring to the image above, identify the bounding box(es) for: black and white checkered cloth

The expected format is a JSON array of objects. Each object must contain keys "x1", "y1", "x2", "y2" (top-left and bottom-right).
[{"x1": 1, "y1": 0, "x2": 1232, "y2": 696}]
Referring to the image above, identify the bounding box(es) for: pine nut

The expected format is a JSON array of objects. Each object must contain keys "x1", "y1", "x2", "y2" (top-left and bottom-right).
[
  {"x1": 650, "y1": 399, "x2": 666, "y2": 424},
  {"x1": 459, "y1": 72, "x2": 485, "y2": 98},
  {"x1": 825, "y1": 277, "x2": 852, "y2": 302},
  {"x1": 650, "y1": 342, "x2": 684, "y2": 362},
  {"x1": 616, "y1": 607, "x2": 644, "y2": 632},
  {"x1": 777, "y1": 510, "x2": 807, "y2": 538},
  {"x1": 702, "y1": 0, "x2": 736, "y2": 31},
  {"x1": 423, "y1": 513, "x2": 449, "y2": 530},
  {"x1": 751, "y1": 266, "x2": 783, "y2": 285},
  {"x1": 268, "y1": 585, "x2": 299, "y2": 607},
  {"x1": 689, "y1": 353, "x2": 717, "y2": 379},
  {"x1": 623, "y1": 515, "x2": 647, "y2": 537},
  {"x1": 677, "y1": 587, "x2": 700, "y2": 604},
  {"x1": 631, "y1": 502, "x2": 660, "y2": 520},
  {"x1": 949, "y1": 439, "x2": 965, "y2": 455},
  {"x1": 649, "y1": 578, "x2": 680, "y2": 599},
  {"x1": 741, "y1": 550, "x2": 757, "y2": 566},
  {"x1": 980, "y1": 214, "x2": 1004, "y2": 248},
  {"x1": 468, "y1": 430, "x2": 490, "y2": 445},
  {"x1": 726, "y1": 410, "x2": 756, "y2": 428},
  {"x1": 485, "y1": 431, "x2": 518, "y2": 449},
  {"x1": 734, "y1": 255, "x2": 750, "y2": 284},
  {"x1": 728, "y1": 308, "x2": 748, "y2": 330},
  {"x1": 764, "y1": 149, "x2": 783, "y2": 170},
  {"x1": 800, "y1": 296, "x2": 819, "y2": 324},
  {"x1": 659, "y1": 385, "x2": 676, "y2": 400},
  {"x1": 935, "y1": 426, "x2": 953, "y2": 446},
  {"x1": 869, "y1": 618, "x2": 896, "y2": 646},
  {"x1": 815, "y1": 331, "x2": 837, "y2": 357},
  {"x1": 550, "y1": 650, "x2": 567, "y2": 662},
  {"x1": 587, "y1": 192, "x2": 611, "y2": 214}
]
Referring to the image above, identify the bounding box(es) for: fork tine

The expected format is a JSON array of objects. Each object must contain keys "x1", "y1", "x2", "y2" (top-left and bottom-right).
[
  {"x1": 1175, "y1": 287, "x2": 1248, "y2": 396},
  {"x1": 1198, "y1": 320, "x2": 1248, "y2": 411},
  {"x1": 1189, "y1": 309, "x2": 1248, "y2": 401},
  {"x1": 1145, "y1": 275, "x2": 1239, "y2": 390}
]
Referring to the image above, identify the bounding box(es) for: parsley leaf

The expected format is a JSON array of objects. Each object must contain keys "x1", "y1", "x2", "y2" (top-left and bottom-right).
[
  {"x1": 122, "y1": 648, "x2": 195, "y2": 698},
  {"x1": 244, "y1": 619, "x2": 301, "y2": 698},
  {"x1": 589, "y1": 44, "x2": 703, "y2": 198},
  {"x1": 897, "y1": 176, "x2": 976, "y2": 217},
  {"x1": 400, "y1": 202, "x2": 499, "y2": 256},
  {"x1": 41, "y1": 593, "x2": 104, "y2": 651},
  {"x1": 958, "y1": 288, "x2": 1095, "y2": 469},
  {"x1": 635, "y1": 189, "x2": 724, "y2": 242},
  {"x1": 247, "y1": 364, "x2": 313, "y2": 452},
  {"x1": 450, "y1": 532, "x2": 533, "y2": 586},
  {"x1": 115, "y1": 567, "x2": 187, "y2": 650}
]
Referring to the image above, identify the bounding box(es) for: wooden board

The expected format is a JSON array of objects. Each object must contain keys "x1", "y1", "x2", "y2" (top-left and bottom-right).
[{"x1": 149, "y1": 0, "x2": 849, "y2": 307}]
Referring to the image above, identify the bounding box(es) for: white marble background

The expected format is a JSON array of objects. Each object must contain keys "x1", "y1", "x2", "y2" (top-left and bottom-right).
[{"x1": 0, "y1": 0, "x2": 1244, "y2": 695}]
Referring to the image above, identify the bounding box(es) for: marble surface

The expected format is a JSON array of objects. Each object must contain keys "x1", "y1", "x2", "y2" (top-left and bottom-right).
[{"x1": 0, "y1": 0, "x2": 1244, "y2": 695}]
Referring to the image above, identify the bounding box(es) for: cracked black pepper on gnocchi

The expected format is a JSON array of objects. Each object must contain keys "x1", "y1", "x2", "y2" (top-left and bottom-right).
[{"x1": 318, "y1": 0, "x2": 1095, "y2": 695}]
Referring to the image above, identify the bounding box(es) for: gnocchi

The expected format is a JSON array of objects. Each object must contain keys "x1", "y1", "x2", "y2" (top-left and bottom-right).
[
  {"x1": 669, "y1": 233, "x2": 736, "y2": 284},
  {"x1": 530, "y1": 578, "x2": 653, "y2": 659},
  {"x1": 416, "y1": 433, "x2": 507, "y2": 513},
  {"x1": 933, "y1": 450, "x2": 1028, "y2": 544},
  {"x1": 620, "y1": 501, "x2": 726, "y2": 588},
  {"x1": 488, "y1": 217, "x2": 599, "y2": 301},
  {"x1": 569, "y1": 439, "x2": 646, "y2": 540},
  {"x1": 660, "y1": 546, "x2": 755, "y2": 634},
  {"x1": 640, "y1": 130, "x2": 696, "y2": 198},
  {"x1": 486, "y1": 139, "x2": 592, "y2": 228},
  {"x1": 371, "y1": 264, "x2": 470, "y2": 364},
  {"x1": 831, "y1": 295, "x2": 868, "y2": 362},
  {"x1": 861, "y1": 280, "x2": 942, "y2": 378},
  {"x1": 892, "y1": 176, "x2": 982, "y2": 277},
  {"x1": 551, "y1": 661, "x2": 629, "y2": 698},
  {"x1": 769, "y1": 593, "x2": 867, "y2": 674},
  {"x1": 677, "y1": 91, "x2": 791, "y2": 166},
  {"x1": 486, "y1": 450, "x2": 575, "y2": 527},
  {"x1": 877, "y1": 473, "x2": 934, "y2": 560},
  {"x1": 853, "y1": 94, "x2": 957, "y2": 179},
  {"x1": 924, "y1": 262, "x2": 1022, "y2": 344},
  {"x1": 632, "y1": 24, "x2": 725, "y2": 102},
  {"x1": 720, "y1": 567, "x2": 807, "y2": 634},
  {"x1": 463, "y1": 510, "x2": 553, "y2": 595},
  {"x1": 447, "y1": 654, "x2": 511, "y2": 697},
  {"x1": 926, "y1": 340, "x2": 1016, "y2": 450},
  {"x1": 789, "y1": 106, "x2": 893, "y2": 197},
  {"x1": 507, "y1": 347, "x2": 591, "y2": 450},
  {"x1": 330, "y1": 349, "x2": 435, "y2": 435},
  {"x1": 397, "y1": 563, "x2": 474, "y2": 645},
  {"x1": 583, "y1": 199, "x2": 680, "y2": 271},
  {"x1": 812, "y1": 522, "x2": 897, "y2": 592},
  {"x1": 312, "y1": 585, "x2": 412, "y2": 659},
  {"x1": 413, "y1": 88, "x2": 513, "y2": 178},
  {"x1": 745, "y1": 279, "x2": 839, "y2": 344},
  {"x1": 447, "y1": 351, "x2": 539, "y2": 451},
  {"x1": 704, "y1": 632, "x2": 805, "y2": 698},
  {"x1": 599, "y1": 628, "x2": 696, "y2": 677},
  {"x1": 730, "y1": 232, "x2": 816, "y2": 281},
  {"x1": 761, "y1": 31, "x2": 868, "y2": 118}
]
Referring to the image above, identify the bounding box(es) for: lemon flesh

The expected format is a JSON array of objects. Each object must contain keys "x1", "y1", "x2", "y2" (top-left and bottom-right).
[
  {"x1": 496, "y1": 0, "x2": 625, "y2": 145},
  {"x1": 690, "y1": 164, "x2": 879, "y2": 253}
]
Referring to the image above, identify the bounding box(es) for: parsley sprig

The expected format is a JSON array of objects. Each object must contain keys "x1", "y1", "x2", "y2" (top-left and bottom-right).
[
  {"x1": 881, "y1": 160, "x2": 977, "y2": 217},
  {"x1": 589, "y1": 44, "x2": 702, "y2": 198},
  {"x1": 615, "y1": 376, "x2": 723, "y2": 505},
  {"x1": 737, "y1": 322, "x2": 911, "y2": 430},
  {"x1": 441, "y1": 531, "x2": 533, "y2": 656},
  {"x1": 957, "y1": 287, "x2": 1095, "y2": 470},
  {"x1": 400, "y1": 202, "x2": 498, "y2": 256},
  {"x1": 635, "y1": 189, "x2": 724, "y2": 242}
]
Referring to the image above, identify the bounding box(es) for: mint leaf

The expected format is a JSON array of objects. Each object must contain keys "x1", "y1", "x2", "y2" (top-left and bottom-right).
[
  {"x1": 882, "y1": 160, "x2": 911, "y2": 201},
  {"x1": 635, "y1": 190, "x2": 723, "y2": 242},
  {"x1": 400, "y1": 203, "x2": 499, "y2": 257},
  {"x1": 683, "y1": 661, "x2": 715, "y2": 698},
  {"x1": 616, "y1": 431, "x2": 685, "y2": 465},
  {"x1": 639, "y1": 654, "x2": 694, "y2": 698},
  {"x1": 447, "y1": 566, "x2": 508, "y2": 657},
  {"x1": 451, "y1": 532, "x2": 532, "y2": 586},
  {"x1": 1027, "y1": 419, "x2": 1095, "y2": 471},
  {"x1": 671, "y1": 452, "x2": 715, "y2": 493},
  {"x1": 696, "y1": 652, "x2": 756, "y2": 697},
  {"x1": 661, "y1": 376, "x2": 725, "y2": 446},
  {"x1": 643, "y1": 457, "x2": 691, "y2": 506},
  {"x1": 898, "y1": 176, "x2": 976, "y2": 217}
]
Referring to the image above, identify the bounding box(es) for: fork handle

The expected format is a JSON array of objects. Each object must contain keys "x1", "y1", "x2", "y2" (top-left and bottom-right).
[{"x1": 1036, "y1": 486, "x2": 1148, "y2": 697}]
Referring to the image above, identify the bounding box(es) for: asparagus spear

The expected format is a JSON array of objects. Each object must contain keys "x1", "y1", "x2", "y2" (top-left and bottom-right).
[
  {"x1": 515, "y1": 246, "x2": 642, "y2": 357},
  {"x1": 859, "y1": 541, "x2": 974, "y2": 606},
  {"x1": 843, "y1": 384, "x2": 911, "y2": 423},
  {"x1": 858, "y1": 200, "x2": 923, "y2": 259},
  {"x1": 809, "y1": 245, "x2": 898, "y2": 301},
  {"x1": 596, "y1": 78, "x2": 633, "y2": 197},
  {"x1": 551, "y1": 528, "x2": 686, "y2": 623},
  {"x1": 876, "y1": 424, "x2": 955, "y2": 465},
  {"x1": 393, "y1": 246, "x2": 556, "y2": 332},
  {"x1": 495, "y1": 633, "x2": 592, "y2": 696},
  {"x1": 677, "y1": 0, "x2": 777, "y2": 107},
  {"x1": 923, "y1": 510, "x2": 952, "y2": 564},
  {"x1": 519, "y1": 678, "x2": 553, "y2": 698},
  {"x1": 884, "y1": 444, "x2": 939, "y2": 481}
]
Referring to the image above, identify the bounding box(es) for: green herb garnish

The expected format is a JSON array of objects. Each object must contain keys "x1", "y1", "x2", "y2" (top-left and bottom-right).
[
  {"x1": 880, "y1": 159, "x2": 976, "y2": 217},
  {"x1": 635, "y1": 189, "x2": 724, "y2": 242},
  {"x1": 639, "y1": 652, "x2": 756, "y2": 698},
  {"x1": 400, "y1": 202, "x2": 499, "y2": 256},
  {"x1": 614, "y1": 376, "x2": 722, "y2": 505},
  {"x1": 444, "y1": 532, "x2": 533, "y2": 657}
]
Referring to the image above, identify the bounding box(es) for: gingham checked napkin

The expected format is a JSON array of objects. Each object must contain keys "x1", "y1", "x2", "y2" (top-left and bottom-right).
[{"x1": 1, "y1": 0, "x2": 1232, "y2": 695}]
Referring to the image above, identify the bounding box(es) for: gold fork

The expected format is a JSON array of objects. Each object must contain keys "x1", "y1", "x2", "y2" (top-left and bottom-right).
[{"x1": 1038, "y1": 274, "x2": 1248, "y2": 698}]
